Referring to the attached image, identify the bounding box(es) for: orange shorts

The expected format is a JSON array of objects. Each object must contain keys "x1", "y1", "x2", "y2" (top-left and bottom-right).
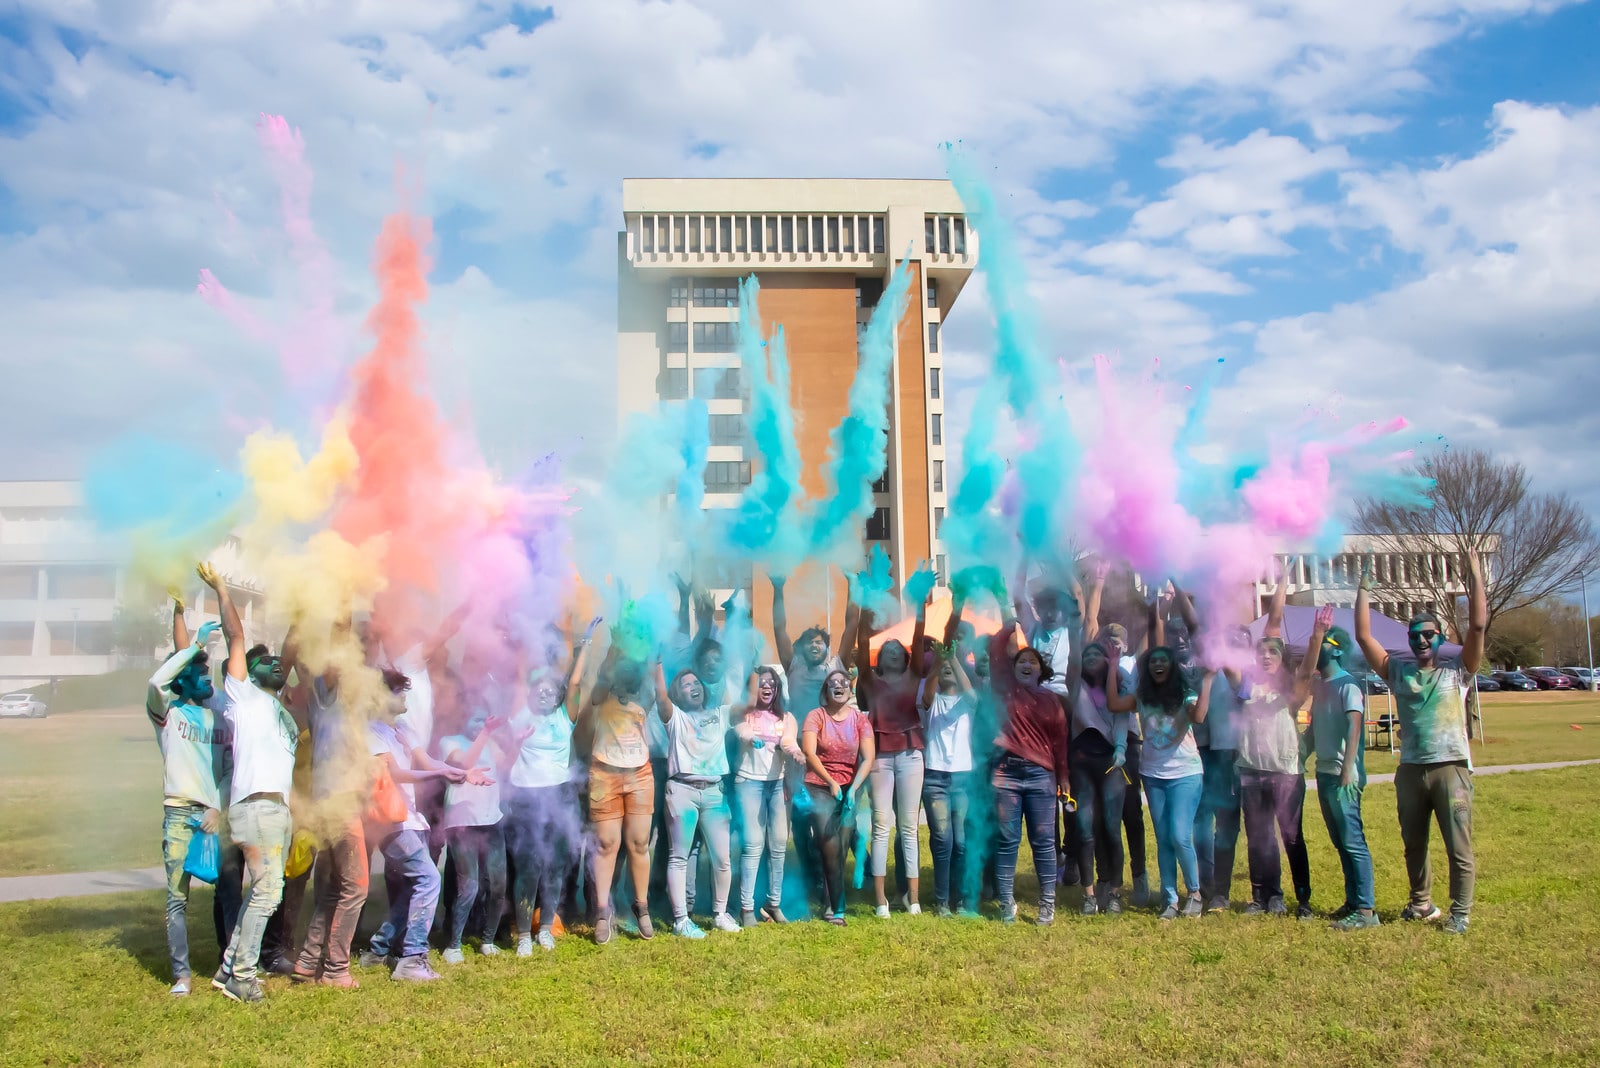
[{"x1": 587, "y1": 761, "x2": 655, "y2": 822}]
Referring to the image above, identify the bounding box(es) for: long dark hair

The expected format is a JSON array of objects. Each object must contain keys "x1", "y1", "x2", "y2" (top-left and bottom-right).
[
  {"x1": 751, "y1": 666, "x2": 786, "y2": 716},
  {"x1": 1136, "y1": 645, "x2": 1190, "y2": 714}
]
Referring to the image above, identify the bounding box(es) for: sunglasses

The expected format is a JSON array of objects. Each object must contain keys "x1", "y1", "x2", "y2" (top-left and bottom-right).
[{"x1": 1408, "y1": 630, "x2": 1441, "y2": 643}]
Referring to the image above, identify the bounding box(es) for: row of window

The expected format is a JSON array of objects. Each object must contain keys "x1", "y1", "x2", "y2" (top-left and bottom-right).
[
  {"x1": 864, "y1": 507, "x2": 947, "y2": 543},
  {"x1": 636, "y1": 213, "x2": 887, "y2": 256},
  {"x1": 663, "y1": 321, "x2": 738, "y2": 354},
  {"x1": 658, "y1": 366, "x2": 743, "y2": 401},
  {"x1": 668, "y1": 280, "x2": 740, "y2": 308},
  {"x1": 704, "y1": 461, "x2": 753, "y2": 493},
  {"x1": 925, "y1": 215, "x2": 970, "y2": 256}
]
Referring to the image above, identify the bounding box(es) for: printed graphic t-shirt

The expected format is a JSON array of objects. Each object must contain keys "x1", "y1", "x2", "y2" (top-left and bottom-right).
[{"x1": 1388, "y1": 654, "x2": 1472, "y2": 767}]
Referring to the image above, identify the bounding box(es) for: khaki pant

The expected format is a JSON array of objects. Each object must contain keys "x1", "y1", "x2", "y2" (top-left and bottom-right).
[{"x1": 1395, "y1": 762, "x2": 1474, "y2": 918}]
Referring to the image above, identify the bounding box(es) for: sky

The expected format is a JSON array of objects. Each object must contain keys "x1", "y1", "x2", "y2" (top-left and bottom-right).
[{"x1": 2, "y1": 0, "x2": 1598, "y2": 524}]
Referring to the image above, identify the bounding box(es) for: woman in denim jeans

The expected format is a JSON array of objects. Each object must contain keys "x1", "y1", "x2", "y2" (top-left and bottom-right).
[
  {"x1": 918, "y1": 592, "x2": 977, "y2": 917},
  {"x1": 733, "y1": 666, "x2": 804, "y2": 927},
  {"x1": 986, "y1": 612, "x2": 1072, "y2": 926},
  {"x1": 1110, "y1": 646, "x2": 1209, "y2": 920},
  {"x1": 855, "y1": 605, "x2": 929, "y2": 918}
]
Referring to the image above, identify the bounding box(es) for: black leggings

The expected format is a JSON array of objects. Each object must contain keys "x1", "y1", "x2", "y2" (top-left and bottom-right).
[
  {"x1": 1070, "y1": 731, "x2": 1129, "y2": 888},
  {"x1": 447, "y1": 823, "x2": 506, "y2": 947},
  {"x1": 506, "y1": 783, "x2": 581, "y2": 932},
  {"x1": 805, "y1": 783, "x2": 853, "y2": 915}
]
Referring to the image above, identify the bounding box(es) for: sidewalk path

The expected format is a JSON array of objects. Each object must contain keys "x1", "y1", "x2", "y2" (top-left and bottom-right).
[{"x1": 4, "y1": 760, "x2": 1599, "y2": 904}]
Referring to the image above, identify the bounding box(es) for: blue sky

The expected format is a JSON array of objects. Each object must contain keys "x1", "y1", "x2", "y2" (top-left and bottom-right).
[{"x1": 0, "y1": 0, "x2": 1597, "y2": 524}]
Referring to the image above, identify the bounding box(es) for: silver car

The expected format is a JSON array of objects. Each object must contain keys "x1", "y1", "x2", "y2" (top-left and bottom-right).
[{"x1": 0, "y1": 692, "x2": 47, "y2": 718}]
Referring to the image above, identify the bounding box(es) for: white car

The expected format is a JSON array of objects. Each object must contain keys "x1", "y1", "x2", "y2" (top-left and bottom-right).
[{"x1": 0, "y1": 692, "x2": 47, "y2": 718}]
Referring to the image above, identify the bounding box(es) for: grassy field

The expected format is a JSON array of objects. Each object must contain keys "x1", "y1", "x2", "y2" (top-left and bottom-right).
[
  {"x1": 1, "y1": 764, "x2": 1598, "y2": 1066},
  {"x1": 1, "y1": 692, "x2": 1598, "y2": 878}
]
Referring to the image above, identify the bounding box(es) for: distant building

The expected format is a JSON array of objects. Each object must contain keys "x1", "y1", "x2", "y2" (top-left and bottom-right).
[
  {"x1": 0, "y1": 481, "x2": 265, "y2": 690},
  {"x1": 616, "y1": 178, "x2": 977, "y2": 635},
  {"x1": 1255, "y1": 533, "x2": 1500, "y2": 624}
]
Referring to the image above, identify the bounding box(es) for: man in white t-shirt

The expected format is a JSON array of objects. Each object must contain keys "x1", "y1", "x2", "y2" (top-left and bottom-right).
[
  {"x1": 146, "y1": 612, "x2": 234, "y2": 997},
  {"x1": 201, "y1": 564, "x2": 299, "y2": 1005}
]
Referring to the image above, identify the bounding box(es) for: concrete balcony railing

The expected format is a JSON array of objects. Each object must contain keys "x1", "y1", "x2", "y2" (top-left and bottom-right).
[{"x1": 625, "y1": 212, "x2": 888, "y2": 270}]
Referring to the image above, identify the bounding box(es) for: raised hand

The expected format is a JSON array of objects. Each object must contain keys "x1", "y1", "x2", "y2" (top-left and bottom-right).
[
  {"x1": 196, "y1": 621, "x2": 222, "y2": 646},
  {"x1": 196, "y1": 562, "x2": 222, "y2": 589},
  {"x1": 483, "y1": 715, "x2": 507, "y2": 735},
  {"x1": 169, "y1": 587, "x2": 185, "y2": 610},
  {"x1": 1315, "y1": 604, "x2": 1335, "y2": 632}
]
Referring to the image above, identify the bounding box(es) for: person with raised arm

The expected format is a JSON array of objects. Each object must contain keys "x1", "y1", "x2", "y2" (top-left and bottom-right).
[
  {"x1": 733, "y1": 665, "x2": 804, "y2": 926},
  {"x1": 1081, "y1": 560, "x2": 1150, "y2": 907},
  {"x1": 200, "y1": 562, "x2": 299, "y2": 1003},
  {"x1": 987, "y1": 577, "x2": 1071, "y2": 926},
  {"x1": 1356, "y1": 551, "x2": 1486, "y2": 935},
  {"x1": 577, "y1": 631, "x2": 658, "y2": 944},
  {"x1": 146, "y1": 598, "x2": 233, "y2": 998},
  {"x1": 1307, "y1": 613, "x2": 1379, "y2": 931},
  {"x1": 856, "y1": 569, "x2": 930, "y2": 918},
  {"x1": 772, "y1": 571, "x2": 858, "y2": 717},
  {"x1": 504, "y1": 618, "x2": 598, "y2": 954},
  {"x1": 1234, "y1": 597, "x2": 1324, "y2": 920},
  {"x1": 655, "y1": 660, "x2": 741, "y2": 938},
  {"x1": 439, "y1": 698, "x2": 512, "y2": 964},
  {"x1": 1107, "y1": 623, "x2": 1208, "y2": 921},
  {"x1": 1067, "y1": 638, "x2": 1136, "y2": 915},
  {"x1": 359, "y1": 658, "x2": 491, "y2": 982},
  {"x1": 801, "y1": 669, "x2": 875, "y2": 925},
  {"x1": 919, "y1": 590, "x2": 978, "y2": 917},
  {"x1": 1169, "y1": 581, "x2": 1248, "y2": 915}
]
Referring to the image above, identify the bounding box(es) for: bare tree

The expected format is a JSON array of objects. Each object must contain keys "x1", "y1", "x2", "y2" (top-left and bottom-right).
[{"x1": 1354, "y1": 447, "x2": 1600, "y2": 640}]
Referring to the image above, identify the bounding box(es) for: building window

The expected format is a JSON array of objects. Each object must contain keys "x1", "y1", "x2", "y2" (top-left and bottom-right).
[
  {"x1": 934, "y1": 506, "x2": 945, "y2": 536},
  {"x1": 927, "y1": 278, "x2": 938, "y2": 308},
  {"x1": 929, "y1": 367, "x2": 941, "y2": 399},
  {"x1": 719, "y1": 216, "x2": 733, "y2": 253},
  {"x1": 933, "y1": 460, "x2": 944, "y2": 493},
  {"x1": 925, "y1": 216, "x2": 936, "y2": 255},
  {"x1": 781, "y1": 216, "x2": 794, "y2": 252},
  {"x1": 733, "y1": 216, "x2": 747, "y2": 253},
  {"x1": 751, "y1": 216, "x2": 764, "y2": 253},
  {"x1": 665, "y1": 321, "x2": 688, "y2": 352},
  {"x1": 668, "y1": 280, "x2": 689, "y2": 308},
  {"x1": 695, "y1": 366, "x2": 743, "y2": 399},
  {"x1": 872, "y1": 473, "x2": 889, "y2": 494},
  {"x1": 796, "y1": 216, "x2": 810, "y2": 253},
  {"x1": 952, "y1": 217, "x2": 967, "y2": 255},
  {"x1": 704, "y1": 461, "x2": 753, "y2": 493},
  {"x1": 856, "y1": 277, "x2": 883, "y2": 309},
  {"x1": 842, "y1": 216, "x2": 856, "y2": 253},
  {"x1": 935, "y1": 554, "x2": 947, "y2": 583},
  {"x1": 812, "y1": 217, "x2": 825, "y2": 253},
  {"x1": 865, "y1": 507, "x2": 891, "y2": 541},
  {"x1": 928, "y1": 322, "x2": 940, "y2": 354},
  {"x1": 765, "y1": 216, "x2": 779, "y2": 253},
  {"x1": 708, "y1": 413, "x2": 745, "y2": 446},
  {"x1": 692, "y1": 280, "x2": 739, "y2": 307},
  {"x1": 872, "y1": 216, "x2": 885, "y2": 253},
  {"x1": 931, "y1": 414, "x2": 942, "y2": 446},
  {"x1": 693, "y1": 321, "x2": 736, "y2": 353},
  {"x1": 673, "y1": 216, "x2": 687, "y2": 253},
  {"x1": 640, "y1": 217, "x2": 656, "y2": 254},
  {"x1": 658, "y1": 367, "x2": 688, "y2": 400},
  {"x1": 938, "y1": 217, "x2": 951, "y2": 256},
  {"x1": 827, "y1": 216, "x2": 840, "y2": 253}
]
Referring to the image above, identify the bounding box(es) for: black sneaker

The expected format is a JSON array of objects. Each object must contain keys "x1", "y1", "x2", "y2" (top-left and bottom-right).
[
  {"x1": 260, "y1": 955, "x2": 295, "y2": 976},
  {"x1": 1296, "y1": 902, "x2": 1315, "y2": 921},
  {"x1": 1243, "y1": 901, "x2": 1266, "y2": 916},
  {"x1": 1329, "y1": 903, "x2": 1356, "y2": 922},
  {"x1": 1266, "y1": 896, "x2": 1288, "y2": 917},
  {"x1": 221, "y1": 975, "x2": 265, "y2": 1004},
  {"x1": 211, "y1": 965, "x2": 231, "y2": 991},
  {"x1": 356, "y1": 949, "x2": 391, "y2": 969}
]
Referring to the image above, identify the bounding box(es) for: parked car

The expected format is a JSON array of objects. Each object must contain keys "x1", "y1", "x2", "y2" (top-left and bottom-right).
[
  {"x1": 1474, "y1": 674, "x2": 1502, "y2": 692},
  {"x1": 1493, "y1": 671, "x2": 1539, "y2": 692},
  {"x1": 0, "y1": 692, "x2": 47, "y2": 718},
  {"x1": 1560, "y1": 667, "x2": 1599, "y2": 691},
  {"x1": 1360, "y1": 671, "x2": 1389, "y2": 694},
  {"x1": 1527, "y1": 667, "x2": 1576, "y2": 691}
]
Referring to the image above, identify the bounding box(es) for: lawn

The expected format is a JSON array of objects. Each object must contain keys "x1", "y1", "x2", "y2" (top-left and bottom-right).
[
  {"x1": 1, "y1": 765, "x2": 1598, "y2": 1066},
  {"x1": 2, "y1": 693, "x2": 1599, "y2": 878}
]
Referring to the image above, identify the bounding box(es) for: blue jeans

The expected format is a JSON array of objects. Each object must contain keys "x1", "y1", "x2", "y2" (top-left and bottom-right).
[
  {"x1": 1317, "y1": 773, "x2": 1375, "y2": 911},
  {"x1": 447, "y1": 822, "x2": 507, "y2": 948},
  {"x1": 160, "y1": 802, "x2": 242, "y2": 980},
  {"x1": 922, "y1": 769, "x2": 972, "y2": 908},
  {"x1": 1143, "y1": 774, "x2": 1203, "y2": 910},
  {"x1": 220, "y1": 797, "x2": 291, "y2": 982},
  {"x1": 736, "y1": 777, "x2": 788, "y2": 913},
  {"x1": 1193, "y1": 747, "x2": 1241, "y2": 902},
  {"x1": 993, "y1": 754, "x2": 1057, "y2": 908},
  {"x1": 369, "y1": 828, "x2": 442, "y2": 959}
]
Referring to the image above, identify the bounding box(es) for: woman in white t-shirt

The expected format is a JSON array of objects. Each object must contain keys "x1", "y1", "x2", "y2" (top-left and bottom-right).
[
  {"x1": 918, "y1": 642, "x2": 976, "y2": 917},
  {"x1": 733, "y1": 666, "x2": 804, "y2": 927},
  {"x1": 439, "y1": 700, "x2": 511, "y2": 964},
  {"x1": 654, "y1": 665, "x2": 740, "y2": 938}
]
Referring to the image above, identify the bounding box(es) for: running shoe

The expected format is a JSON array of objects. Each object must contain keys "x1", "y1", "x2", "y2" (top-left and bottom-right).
[
  {"x1": 537, "y1": 930, "x2": 556, "y2": 952},
  {"x1": 390, "y1": 955, "x2": 442, "y2": 982},
  {"x1": 1081, "y1": 895, "x2": 1100, "y2": 916},
  {"x1": 516, "y1": 934, "x2": 534, "y2": 957},
  {"x1": 1267, "y1": 896, "x2": 1288, "y2": 916},
  {"x1": 875, "y1": 903, "x2": 891, "y2": 919},
  {"x1": 761, "y1": 904, "x2": 789, "y2": 924},
  {"x1": 1036, "y1": 902, "x2": 1056, "y2": 926},
  {"x1": 999, "y1": 900, "x2": 1018, "y2": 924},
  {"x1": 1205, "y1": 896, "x2": 1230, "y2": 915},
  {"x1": 1441, "y1": 914, "x2": 1469, "y2": 936},
  {"x1": 742, "y1": 909, "x2": 759, "y2": 929},
  {"x1": 169, "y1": 978, "x2": 190, "y2": 998},
  {"x1": 1331, "y1": 911, "x2": 1381, "y2": 931},
  {"x1": 713, "y1": 912, "x2": 742, "y2": 933},
  {"x1": 441, "y1": 947, "x2": 465, "y2": 965},
  {"x1": 1181, "y1": 894, "x2": 1204, "y2": 919},
  {"x1": 1158, "y1": 905, "x2": 1180, "y2": 921},
  {"x1": 479, "y1": 942, "x2": 499, "y2": 957},
  {"x1": 1401, "y1": 903, "x2": 1444, "y2": 923},
  {"x1": 220, "y1": 976, "x2": 265, "y2": 1003},
  {"x1": 1243, "y1": 901, "x2": 1267, "y2": 916},
  {"x1": 672, "y1": 918, "x2": 706, "y2": 940}
]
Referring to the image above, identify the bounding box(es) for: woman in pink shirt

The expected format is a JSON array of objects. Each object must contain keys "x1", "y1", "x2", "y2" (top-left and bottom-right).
[{"x1": 801, "y1": 669, "x2": 876, "y2": 926}]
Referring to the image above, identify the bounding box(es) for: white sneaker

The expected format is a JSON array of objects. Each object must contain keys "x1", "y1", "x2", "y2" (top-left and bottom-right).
[
  {"x1": 537, "y1": 930, "x2": 556, "y2": 952},
  {"x1": 875, "y1": 904, "x2": 891, "y2": 919},
  {"x1": 900, "y1": 893, "x2": 921, "y2": 915},
  {"x1": 441, "y1": 946, "x2": 465, "y2": 965},
  {"x1": 169, "y1": 978, "x2": 190, "y2": 997},
  {"x1": 516, "y1": 935, "x2": 534, "y2": 958},
  {"x1": 480, "y1": 942, "x2": 499, "y2": 956},
  {"x1": 713, "y1": 912, "x2": 742, "y2": 933}
]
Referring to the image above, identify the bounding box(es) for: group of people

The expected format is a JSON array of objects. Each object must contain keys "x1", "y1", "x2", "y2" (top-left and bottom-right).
[{"x1": 147, "y1": 549, "x2": 1487, "y2": 1003}]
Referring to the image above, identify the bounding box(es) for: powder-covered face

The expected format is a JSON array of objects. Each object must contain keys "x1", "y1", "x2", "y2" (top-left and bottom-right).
[
  {"x1": 696, "y1": 647, "x2": 725, "y2": 683},
  {"x1": 674, "y1": 672, "x2": 705, "y2": 710},
  {"x1": 248, "y1": 654, "x2": 287, "y2": 691},
  {"x1": 533, "y1": 678, "x2": 561, "y2": 713},
  {"x1": 1013, "y1": 649, "x2": 1044, "y2": 686},
  {"x1": 878, "y1": 642, "x2": 909, "y2": 674},
  {"x1": 1256, "y1": 642, "x2": 1283, "y2": 674},
  {"x1": 973, "y1": 648, "x2": 991, "y2": 679},
  {"x1": 1081, "y1": 646, "x2": 1108, "y2": 680},
  {"x1": 174, "y1": 663, "x2": 214, "y2": 704},
  {"x1": 1034, "y1": 594, "x2": 1066, "y2": 631},
  {"x1": 937, "y1": 659, "x2": 958, "y2": 686},
  {"x1": 1318, "y1": 638, "x2": 1344, "y2": 670},
  {"x1": 823, "y1": 672, "x2": 853, "y2": 706},
  {"x1": 1148, "y1": 652, "x2": 1174, "y2": 685},
  {"x1": 801, "y1": 632, "x2": 829, "y2": 666},
  {"x1": 755, "y1": 673, "x2": 778, "y2": 707},
  {"x1": 1408, "y1": 623, "x2": 1443, "y2": 663}
]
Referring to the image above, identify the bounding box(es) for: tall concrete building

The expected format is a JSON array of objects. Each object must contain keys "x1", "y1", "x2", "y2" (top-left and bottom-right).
[{"x1": 617, "y1": 178, "x2": 977, "y2": 635}]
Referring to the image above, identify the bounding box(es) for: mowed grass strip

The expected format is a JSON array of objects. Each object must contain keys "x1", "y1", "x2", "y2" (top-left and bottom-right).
[{"x1": 2, "y1": 766, "x2": 1598, "y2": 1067}]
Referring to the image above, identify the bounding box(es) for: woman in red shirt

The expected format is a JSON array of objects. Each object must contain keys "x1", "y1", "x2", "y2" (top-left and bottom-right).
[
  {"x1": 800, "y1": 669, "x2": 876, "y2": 926},
  {"x1": 856, "y1": 603, "x2": 930, "y2": 917}
]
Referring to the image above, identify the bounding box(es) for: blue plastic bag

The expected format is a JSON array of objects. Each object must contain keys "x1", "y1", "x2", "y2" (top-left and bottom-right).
[{"x1": 183, "y1": 819, "x2": 220, "y2": 885}]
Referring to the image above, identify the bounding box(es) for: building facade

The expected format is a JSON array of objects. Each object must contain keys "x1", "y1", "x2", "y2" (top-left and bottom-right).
[
  {"x1": 0, "y1": 481, "x2": 266, "y2": 690},
  {"x1": 617, "y1": 178, "x2": 976, "y2": 635},
  {"x1": 1254, "y1": 533, "x2": 1499, "y2": 626}
]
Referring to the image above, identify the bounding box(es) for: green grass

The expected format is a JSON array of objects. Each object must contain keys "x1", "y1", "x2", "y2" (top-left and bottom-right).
[
  {"x1": 22, "y1": 667, "x2": 156, "y2": 713},
  {"x1": 2, "y1": 766, "x2": 1599, "y2": 1066},
  {"x1": 1358, "y1": 691, "x2": 1600, "y2": 777}
]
